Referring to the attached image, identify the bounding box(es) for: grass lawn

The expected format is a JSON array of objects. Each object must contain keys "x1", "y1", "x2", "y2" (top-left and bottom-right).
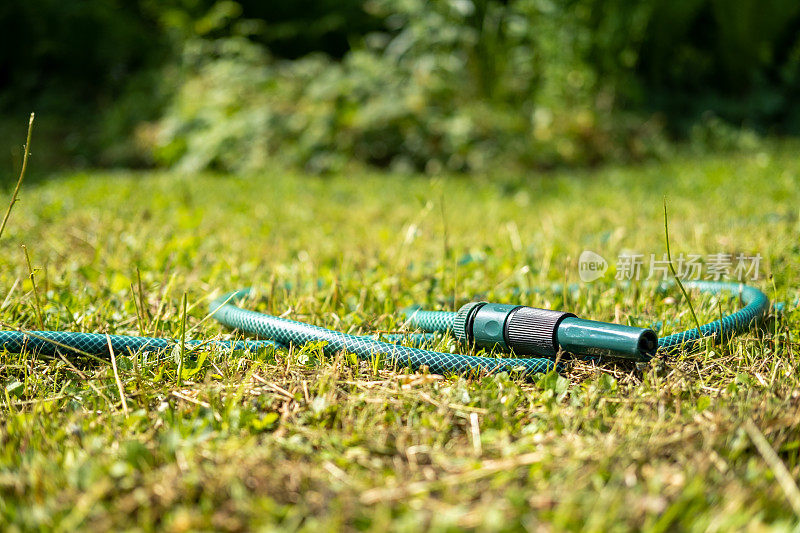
[{"x1": 1, "y1": 144, "x2": 799, "y2": 531}]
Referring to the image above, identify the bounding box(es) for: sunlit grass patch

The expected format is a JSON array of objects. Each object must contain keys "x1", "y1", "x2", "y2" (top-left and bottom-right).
[{"x1": 0, "y1": 144, "x2": 798, "y2": 530}]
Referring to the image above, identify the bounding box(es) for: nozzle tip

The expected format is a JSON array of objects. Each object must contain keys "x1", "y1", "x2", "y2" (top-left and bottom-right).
[{"x1": 638, "y1": 329, "x2": 658, "y2": 356}]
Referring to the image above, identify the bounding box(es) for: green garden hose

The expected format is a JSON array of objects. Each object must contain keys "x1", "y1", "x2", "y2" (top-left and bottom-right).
[{"x1": 0, "y1": 280, "x2": 770, "y2": 377}]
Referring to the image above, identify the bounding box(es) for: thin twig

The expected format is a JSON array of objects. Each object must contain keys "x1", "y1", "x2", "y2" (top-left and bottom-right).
[
  {"x1": 183, "y1": 290, "x2": 239, "y2": 338},
  {"x1": 107, "y1": 335, "x2": 129, "y2": 417},
  {"x1": 360, "y1": 451, "x2": 543, "y2": 504},
  {"x1": 0, "y1": 113, "x2": 34, "y2": 239},
  {"x1": 171, "y1": 390, "x2": 222, "y2": 422},
  {"x1": 136, "y1": 267, "x2": 151, "y2": 322},
  {"x1": 150, "y1": 271, "x2": 176, "y2": 337},
  {"x1": 743, "y1": 418, "x2": 800, "y2": 515},
  {"x1": 178, "y1": 292, "x2": 187, "y2": 386},
  {"x1": 130, "y1": 283, "x2": 145, "y2": 335},
  {"x1": 663, "y1": 197, "x2": 702, "y2": 338},
  {"x1": 172, "y1": 390, "x2": 211, "y2": 409},
  {"x1": 252, "y1": 374, "x2": 295, "y2": 400},
  {"x1": 1, "y1": 278, "x2": 20, "y2": 310},
  {"x1": 53, "y1": 350, "x2": 116, "y2": 409},
  {"x1": 22, "y1": 245, "x2": 44, "y2": 330},
  {"x1": 469, "y1": 412, "x2": 482, "y2": 456}
]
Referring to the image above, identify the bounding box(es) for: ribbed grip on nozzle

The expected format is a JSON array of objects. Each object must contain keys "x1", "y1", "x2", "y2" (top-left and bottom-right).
[
  {"x1": 453, "y1": 301, "x2": 486, "y2": 344},
  {"x1": 506, "y1": 307, "x2": 576, "y2": 357}
]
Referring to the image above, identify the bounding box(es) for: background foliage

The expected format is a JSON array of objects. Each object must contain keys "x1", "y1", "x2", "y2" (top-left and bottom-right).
[{"x1": 1, "y1": 0, "x2": 799, "y2": 174}]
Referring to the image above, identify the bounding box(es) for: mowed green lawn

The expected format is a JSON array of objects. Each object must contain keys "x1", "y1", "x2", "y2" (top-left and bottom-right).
[{"x1": 1, "y1": 144, "x2": 799, "y2": 531}]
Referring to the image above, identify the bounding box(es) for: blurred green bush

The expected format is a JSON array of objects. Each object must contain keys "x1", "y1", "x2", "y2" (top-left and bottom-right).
[
  {"x1": 2, "y1": 0, "x2": 799, "y2": 173},
  {"x1": 149, "y1": 0, "x2": 668, "y2": 173}
]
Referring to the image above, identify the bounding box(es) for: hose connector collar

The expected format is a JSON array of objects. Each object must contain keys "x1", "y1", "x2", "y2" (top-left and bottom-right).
[{"x1": 453, "y1": 301, "x2": 486, "y2": 344}]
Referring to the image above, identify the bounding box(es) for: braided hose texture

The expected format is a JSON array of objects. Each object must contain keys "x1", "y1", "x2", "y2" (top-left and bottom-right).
[
  {"x1": 402, "y1": 308, "x2": 458, "y2": 333},
  {"x1": 657, "y1": 281, "x2": 769, "y2": 352},
  {"x1": 0, "y1": 329, "x2": 280, "y2": 359},
  {"x1": 209, "y1": 290, "x2": 556, "y2": 376},
  {"x1": 0, "y1": 281, "x2": 769, "y2": 376}
]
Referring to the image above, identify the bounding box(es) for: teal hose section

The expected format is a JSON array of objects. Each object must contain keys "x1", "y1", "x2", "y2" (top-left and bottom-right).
[
  {"x1": 402, "y1": 307, "x2": 458, "y2": 334},
  {"x1": 377, "y1": 333, "x2": 444, "y2": 347},
  {"x1": 0, "y1": 329, "x2": 282, "y2": 359},
  {"x1": 657, "y1": 281, "x2": 769, "y2": 352},
  {"x1": 208, "y1": 289, "x2": 556, "y2": 376}
]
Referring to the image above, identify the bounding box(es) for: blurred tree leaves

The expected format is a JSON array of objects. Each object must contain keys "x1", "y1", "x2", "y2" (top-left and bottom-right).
[{"x1": 0, "y1": 0, "x2": 798, "y2": 172}]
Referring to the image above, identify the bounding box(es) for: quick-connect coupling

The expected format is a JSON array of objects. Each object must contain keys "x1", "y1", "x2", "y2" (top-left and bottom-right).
[{"x1": 454, "y1": 302, "x2": 658, "y2": 361}]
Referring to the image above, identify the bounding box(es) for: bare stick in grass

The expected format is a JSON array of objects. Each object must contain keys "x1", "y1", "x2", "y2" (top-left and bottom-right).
[
  {"x1": 52, "y1": 350, "x2": 115, "y2": 409},
  {"x1": 130, "y1": 283, "x2": 145, "y2": 335},
  {"x1": 136, "y1": 267, "x2": 151, "y2": 322},
  {"x1": 178, "y1": 292, "x2": 188, "y2": 386},
  {"x1": 1, "y1": 278, "x2": 20, "y2": 311},
  {"x1": 107, "y1": 335, "x2": 129, "y2": 417},
  {"x1": 151, "y1": 271, "x2": 176, "y2": 337},
  {"x1": 744, "y1": 418, "x2": 800, "y2": 515},
  {"x1": 22, "y1": 245, "x2": 44, "y2": 330},
  {"x1": 0, "y1": 113, "x2": 34, "y2": 240},
  {"x1": 663, "y1": 198, "x2": 703, "y2": 341}
]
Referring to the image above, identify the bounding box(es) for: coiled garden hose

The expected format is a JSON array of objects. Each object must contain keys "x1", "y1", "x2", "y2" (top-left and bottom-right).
[{"x1": 0, "y1": 280, "x2": 769, "y2": 377}]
